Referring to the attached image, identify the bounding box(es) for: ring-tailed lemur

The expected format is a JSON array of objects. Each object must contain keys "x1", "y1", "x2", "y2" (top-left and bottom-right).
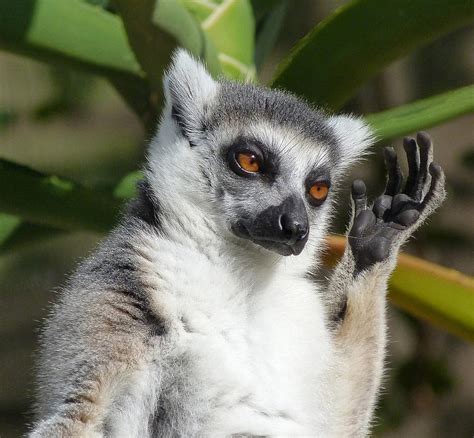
[{"x1": 31, "y1": 50, "x2": 445, "y2": 437}]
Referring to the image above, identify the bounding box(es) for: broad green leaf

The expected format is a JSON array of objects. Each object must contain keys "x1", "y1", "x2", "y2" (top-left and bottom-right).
[
  {"x1": 367, "y1": 85, "x2": 474, "y2": 141},
  {"x1": 181, "y1": 0, "x2": 256, "y2": 80},
  {"x1": 153, "y1": 0, "x2": 222, "y2": 78},
  {"x1": 112, "y1": 0, "x2": 180, "y2": 97},
  {"x1": 153, "y1": 1, "x2": 203, "y2": 56},
  {"x1": 0, "y1": 0, "x2": 142, "y2": 78},
  {"x1": 272, "y1": 0, "x2": 474, "y2": 109},
  {"x1": 0, "y1": 159, "x2": 120, "y2": 232},
  {"x1": 326, "y1": 236, "x2": 474, "y2": 342},
  {"x1": 113, "y1": 0, "x2": 221, "y2": 114},
  {"x1": 116, "y1": 0, "x2": 254, "y2": 102},
  {"x1": 0, "y1": 0, "x2": 151, "y2": 120},
  {"x1": 201, "y1": 0, "x2": 255, "y2": 80}
]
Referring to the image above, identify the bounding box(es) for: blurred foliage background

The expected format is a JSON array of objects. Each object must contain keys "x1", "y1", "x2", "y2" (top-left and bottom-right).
[{"x1": 0, "y1": 0, "x2": 473, "y2": 436}]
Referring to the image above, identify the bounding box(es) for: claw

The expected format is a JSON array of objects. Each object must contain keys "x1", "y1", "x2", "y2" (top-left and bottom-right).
[{"x1": 383, "y1": 146, "x2": 403, "y2": 196}]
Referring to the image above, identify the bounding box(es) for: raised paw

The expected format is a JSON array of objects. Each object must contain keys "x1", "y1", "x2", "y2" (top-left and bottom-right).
[{"x1": 348, "y1": 132, "x2": 446, "y2": 273}]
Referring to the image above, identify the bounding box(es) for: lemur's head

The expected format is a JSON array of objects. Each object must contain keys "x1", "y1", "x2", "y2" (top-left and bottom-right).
[{"x1": 147, "y1": 50, "x2": 373, "y2": 256}]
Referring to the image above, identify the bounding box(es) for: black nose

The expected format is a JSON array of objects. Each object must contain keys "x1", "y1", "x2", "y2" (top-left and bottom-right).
[
  {"x1": 245, "y1": 196, "x2": 310, "y2": 255},
  {"x1": 232, "y1": 196, "x2": 310, "y2": 256},
  {"x1": 279, "y1": 213, "x2": 308, "y2": 245}
]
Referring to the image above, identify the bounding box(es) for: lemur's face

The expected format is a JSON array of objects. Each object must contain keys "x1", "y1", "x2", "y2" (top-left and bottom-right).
[
  {"x1": 199, "y1": 85, "x2": 340, "y2": 256},
  {"x1": 151, "y1": 51, "x2": 373, "y2": 256}
]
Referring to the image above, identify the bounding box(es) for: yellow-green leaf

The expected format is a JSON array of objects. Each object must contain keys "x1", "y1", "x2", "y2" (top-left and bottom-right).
[{"x1": 202, "y1": 0, "x2": 255, "y2": 67}]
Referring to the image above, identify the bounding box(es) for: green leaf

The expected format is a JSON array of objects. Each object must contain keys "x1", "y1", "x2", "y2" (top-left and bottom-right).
[
  {"x1": 115, "y1": 0, "x2": 255, "y2": 106},
  {"x1": 0, "y1": 213, "x2": 21, "y2": 246},
  {"x1": 114, "y1": 170, "x2": 144, "y2": 199},
  {"x1": 179, "y1": 0, "x2": 257, "y2": 80},
  {"x1": 0, "y1": 0, "x2": 143, "y2": 78},
  {"x1": 367, "y1": 85, "x2": 474, "y2": 141},
  {"x1": 82, "y1": 0, "x2": 110, "y2": 6},
  {"x1": 326, "y1": 236, "x2": 474, "y2": 342},
  {"x1": 0, "y1": 159, "x2": 120, "y2": 232},
  {"x1": 0, "y1": 0, "x2": 152, "y2": 120},
  {"x1": 115, "y1": 0, "x2": 222, "y2": 80},
  {"x1": 113, "y1": 0, "x2": 222, "y2": 117},
  {"x1": 201, "y1": 0, "x2": 255, "y2": 79},
  {"x1": 272, "y1": 0, "x2": 474, "y2": 109},
  {"x1": 179, "y1": 0, "x2": 219, "y2": 23},
  {"x1": 153, "y1": 0, "x2": 203, "y2": 56},
  {"x1": 254, "y1": 0, "x2": 287, "y2": 70},
  {"x1": 152, "y1": 0, "x2": 222, "y2": 77},
  {"x1": 250, "y1": 0, "x2": 280, "y2": 22},
  {"x1": 112, "y1": 0, "x2": 182, "y2": 97},
  {"x1": 0, "y1": 219, "x2": 64, "y2": 255}
]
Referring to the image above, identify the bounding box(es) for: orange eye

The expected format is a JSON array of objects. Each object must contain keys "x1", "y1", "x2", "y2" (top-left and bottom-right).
[
  {"x1": 236, "y1": 152, "x2": 261, "y2": 173},
  {"x1": 309, "y1": 182, "x2": 329, "y2": 202}
]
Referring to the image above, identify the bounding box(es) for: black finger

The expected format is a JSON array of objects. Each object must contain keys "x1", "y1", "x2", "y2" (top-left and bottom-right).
[
  {"x1": 403, "y1": 137, "x2": 419, "y2": 197},
  {"x1": 391, "y1": 193, "x2": 412, "y2": 215},
  {"x1": 350, "y1": 210, "x2": 376, "y2": 237},
  {"x1": 383, "y1": 147, "x2": 403, "y2": 196},
  {"x1": 419, "y1": 162, "x2": 446, "y2": 213},
  {"x1": 395, "y1": 209, "x2": 420, "y2": 228},
  {"x1": 373, "y1": 194, "x2": 392, "y2": 219},
  {"x1": 351, "y1": 179, "x2": 367, "y2": 216},
  {"x1": 413, "y1": 132, "x2": 433, "y2": 200}
]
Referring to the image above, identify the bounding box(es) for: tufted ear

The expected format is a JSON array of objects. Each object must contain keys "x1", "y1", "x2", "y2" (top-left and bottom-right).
[
  {"x1": 163, "y1": 49, "x2": 218, "y2": 140},
  {"x1": 328, "y1": 114, "x2": 375, "y2": 172}
]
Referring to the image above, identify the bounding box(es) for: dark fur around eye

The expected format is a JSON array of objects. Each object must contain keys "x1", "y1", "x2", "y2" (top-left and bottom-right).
[
  {"x1": 305, "y1": 169, "x2": 331, "y2": 207},
  {"x1": 225, "y1": 138, "x2": 277, "y2": 178}
]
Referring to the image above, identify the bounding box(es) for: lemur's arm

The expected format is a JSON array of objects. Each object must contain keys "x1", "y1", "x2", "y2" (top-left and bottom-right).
[{"x1": 326, "y1": 133, "x2": 446, "y2": 436}]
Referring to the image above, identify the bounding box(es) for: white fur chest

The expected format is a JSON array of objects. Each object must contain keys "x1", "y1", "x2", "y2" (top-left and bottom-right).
[{"x1": 145, "y1": 237, "x2": 335, "y2": 435}]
